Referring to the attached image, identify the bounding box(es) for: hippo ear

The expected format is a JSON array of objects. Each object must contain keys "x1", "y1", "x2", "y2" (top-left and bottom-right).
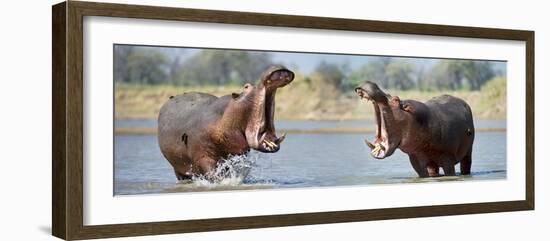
[
  {"x1": 402, "y1": 102, "x2": 415, "y2": 113},
  {"x1": 231, "y1": 93, "x2": 240, "y2": 99}
]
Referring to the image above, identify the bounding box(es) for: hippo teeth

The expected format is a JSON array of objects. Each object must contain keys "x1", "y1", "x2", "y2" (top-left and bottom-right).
[
  {"x1": 365, "y1": 140, "x2": 375, "y2": 149},
  {"x1": 263, "y1": 139, "x2": 278, "y2": 152},
  {"x1": 260, "y1": 132, "x2": 286, "y2": 152},
  {"x1": 261, "y1": 142, "x2": 271, "y2": 151},
  {"x1": 264, "y1": 139, "x2": 277, "y2": 148},
  {"x1": 366, "y1": 140, "x2": 386, "y2": 157}
]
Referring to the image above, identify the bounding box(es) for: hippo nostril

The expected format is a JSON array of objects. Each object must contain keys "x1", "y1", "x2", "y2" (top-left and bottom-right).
[{"x1": 181, "y1": 133, "x2": 188, "y2": 146}]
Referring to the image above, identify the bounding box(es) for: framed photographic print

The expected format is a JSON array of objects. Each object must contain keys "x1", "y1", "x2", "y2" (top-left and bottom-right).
[{"x1": 52, "y1": 1, "x2": 534, "y2": 240}]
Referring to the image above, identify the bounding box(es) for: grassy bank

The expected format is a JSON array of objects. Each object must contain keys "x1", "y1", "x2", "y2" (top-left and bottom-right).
[{"x1": 115, "y1": 75, "x2": 506, "y2": 120}]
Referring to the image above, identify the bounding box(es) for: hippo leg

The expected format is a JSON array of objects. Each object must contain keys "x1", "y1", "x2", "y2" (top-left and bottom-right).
[
  {"x1": 174, "y1": 170, "x2": 192, "y2": 181},
  {"x1": 426, "y1": 162, "x2": 440, "y2": 177},
  {"x1": 409, "y1": 156, "x2": 428, "y2": 177},
  {"x1": 460, "y1": 151, "x2": 472, "y2": 175},
  {"x1": 442, "y1": 161, "x2": 456, "y2": 176},
  {"x1": 197, "y1": 157, "x2": 217, "y2": 178}
]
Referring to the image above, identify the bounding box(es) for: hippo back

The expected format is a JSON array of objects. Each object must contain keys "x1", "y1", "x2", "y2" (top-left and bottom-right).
[
  {"x1": 157, "y1": 92, "x2": 223, "y2": 165},
  {"x1": 425, "y1": 95, "x2": 474, "y2": 157},
  {"x1": 426, "y1": 95, "x2": 473, "y2": 126}
]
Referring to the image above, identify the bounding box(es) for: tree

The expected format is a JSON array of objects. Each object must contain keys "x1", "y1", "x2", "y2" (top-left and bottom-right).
[
  {"x1": 461, "y1": 61, "x2": 495, "y2": 90},
  {"x1": 114, "y1": 46, "x2": 170, "y2": 85},
  {"x1": 168, "y1": 55, "x2": 181, "y2": 85},
  {"x1": 174, "y1": 50, "x2": 273, "y2": 86},
  {"x1": 422, "y1": 61, "x2": 459, "y2": 90},
  {"x1": 114, "y1": 45, "x2": 135, "y2": 83},
  {"x1": 174, "y1": 50, "x2": 230, "y2": 85},
  {"x1": 231, "y1": 51, "x2": 272, "y2": 84},
  {"x1": 346, "y1": 57, "x2": 414, "y2": 90},
  {"x1": 423, "y1": 60, "x2": 495, "y2": 90},
  {"x1": 314, "y1": 61, "x2": 346, "y2": 89},
  {"x1": 125, "y1": 47, "x2": 169, "y2": 85},
  {"x1": 163, "y1": 48, "x2": 186, "y2": 85},
  {"x1": 384, "y1": 59, "x2": 414, "y2": 90}
]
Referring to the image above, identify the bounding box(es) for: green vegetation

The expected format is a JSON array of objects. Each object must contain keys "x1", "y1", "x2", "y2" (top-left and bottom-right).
[
  {"x1": 114, "y1": 46, "x2": 501, "y2": 91},
  {"x1": 114, "y1": 45, "x2": 506, "y2": 120},
  {"x1": 346, "y1": 57, "x2": 416, "y2": 90},
  {"x1": 115, "y1": 46, "x2": 272, "y2": 86},
  {"x1": 115, "y1": 76, "x2": 506, "y2": 120}
]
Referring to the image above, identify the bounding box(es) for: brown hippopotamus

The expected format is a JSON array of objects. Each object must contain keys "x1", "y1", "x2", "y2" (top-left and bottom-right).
[
  {"x1": 355, "y1": 81, "x2": 475, "y2": 177},
  {"x1": 158, "y1": 65, "x2": 294, "y2": 180}
]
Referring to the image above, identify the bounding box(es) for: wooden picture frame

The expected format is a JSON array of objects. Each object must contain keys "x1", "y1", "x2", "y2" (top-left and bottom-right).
[{"x1": 52, "y1": 1, "x2": 534, "y2": 240}]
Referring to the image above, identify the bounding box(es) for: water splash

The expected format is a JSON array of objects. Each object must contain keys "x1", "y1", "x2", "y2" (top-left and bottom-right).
[{"x1": 186, "y1": 152, "x2": 267, "y2": 188}]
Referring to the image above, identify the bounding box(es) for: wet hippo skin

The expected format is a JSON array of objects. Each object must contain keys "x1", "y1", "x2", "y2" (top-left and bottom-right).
[
  {"x1": 158, "y1": 65, "x2": 294, "y2": 180},
  {"x1": 355, "y1": 81, "x2": 475, "y2": 177}
]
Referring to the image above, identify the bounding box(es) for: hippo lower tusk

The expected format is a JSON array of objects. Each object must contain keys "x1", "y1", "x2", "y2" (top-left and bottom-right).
[
  {"x1": 365, "y1": 140, "x2": 375, "y2": 149},
  {"x1": 372, "y1": 145, "x2": 384, "y2": 157},
  {"x1": 276, "y1": 132, "x2": 287, "y2": 144},
  {"x1": 264, "y1": 140, "x2": 277, "y2": 148}
]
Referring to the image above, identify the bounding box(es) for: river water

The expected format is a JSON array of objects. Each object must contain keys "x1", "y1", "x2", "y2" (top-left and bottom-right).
[{"x1": 114, "y1": 120, "x2": 506, "y2": 195}]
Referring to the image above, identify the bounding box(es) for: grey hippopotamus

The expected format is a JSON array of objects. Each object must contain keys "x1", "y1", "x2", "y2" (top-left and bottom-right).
[
  {"x1": 158, "y1": 65, "x2": 294, "y2": 180},
  {"x1": 355, "y1": 81, "x2": 475, "y2": 177}
]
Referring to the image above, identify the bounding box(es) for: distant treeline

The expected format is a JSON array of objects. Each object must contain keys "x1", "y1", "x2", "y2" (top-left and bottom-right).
[{"x1": 114, "y1": 45, "x2": 504, "y2": 91}]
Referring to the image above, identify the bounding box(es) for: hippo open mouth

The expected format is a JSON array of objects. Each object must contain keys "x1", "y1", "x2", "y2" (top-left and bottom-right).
[
  {"x1": 246, "y1": 66, "x2": 294, "y2": 153},
  {"x1": 355, "y1": 81, "x2": 400, "y2": 159}
]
